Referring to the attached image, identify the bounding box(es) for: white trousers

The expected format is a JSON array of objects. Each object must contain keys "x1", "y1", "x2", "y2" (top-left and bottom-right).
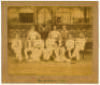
[
  {"x1": 24, "y1": 48, "x2": 43, "y2": 61},
  {"x1": 24, "y1": 48, "x2": 33, "y2": 60},
  {"x1": 55, "y1": 47, "x2": 70, "y2": 62},
  {"x1": 72, "y1": 48, "x2": 80, "y2": 60},
  {"x1": 14, "y1": 48, "x2": 22, "y2": 61},
  {"x1": 67, "y1": 49, "x2": 73, "y2": 59},
  {"x1": 43, "y1": 48, "x2": 53, "y2": 60},
  {"x1": 31, "y1": 48, "x2": 42, "y2": 61}
]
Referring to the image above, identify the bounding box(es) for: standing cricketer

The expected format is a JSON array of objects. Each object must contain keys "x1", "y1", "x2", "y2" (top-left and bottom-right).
[
  {"x1": 43, "y1": 25, "x2": 60, "y2": 61},
  {"x1": 55, "y1": 25, "x2": 70, "y2": 62},
  {"x1": 24, "y1": 25, "x2": 42, "y2": 61}
]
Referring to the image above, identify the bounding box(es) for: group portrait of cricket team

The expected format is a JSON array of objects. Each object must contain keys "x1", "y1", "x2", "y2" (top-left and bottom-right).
[{"x1": 11, "y1": 25, "x2": 87, "y2": 63}]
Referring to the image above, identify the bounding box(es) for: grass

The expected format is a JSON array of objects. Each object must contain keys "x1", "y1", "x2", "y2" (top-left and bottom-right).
[{"x1": 8, "y1": 52, "x2": 93, "y2": 76}]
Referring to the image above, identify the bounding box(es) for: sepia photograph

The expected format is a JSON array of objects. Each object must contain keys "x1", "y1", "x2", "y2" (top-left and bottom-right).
[{"x1": 2, "y1": 1, "x2": 98, "y2": 83}]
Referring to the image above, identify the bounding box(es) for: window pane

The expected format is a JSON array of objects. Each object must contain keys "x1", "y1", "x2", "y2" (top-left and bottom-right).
[{"x1": 19, "y1": 13, "x2": 34, "y2": 23}]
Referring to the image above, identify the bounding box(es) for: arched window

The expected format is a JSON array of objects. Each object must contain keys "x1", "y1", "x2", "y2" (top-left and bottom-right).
[{"x1": 38, "y1": 8, "x2": 52, "y2": 25}]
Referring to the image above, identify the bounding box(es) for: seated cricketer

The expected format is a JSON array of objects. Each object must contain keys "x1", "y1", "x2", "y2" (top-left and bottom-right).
[
  {"x1": 24, "y1": 25, "x2": 42, "y2": 61},
  {"x1": 11, "y1": 33, "x2": 23, "y2": 62},
  {"x1": 65, "y1": 34, "x2": 75, "y2": 59},
  {"x1": 72, "y1": 32, "x2": 86, "y2": 61}
]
